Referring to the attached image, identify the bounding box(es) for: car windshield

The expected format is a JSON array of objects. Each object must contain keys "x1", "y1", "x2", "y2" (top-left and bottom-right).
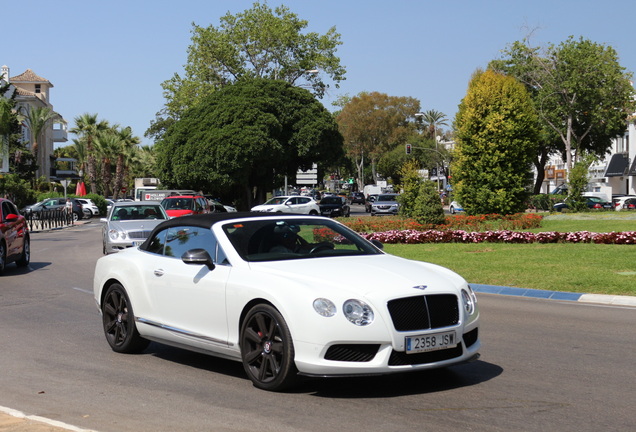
[
  {"x1": 162, "y1": 198, "x2": 194, "y2": 210},
  {"x1": 222, "y1": 218, "x2": 382, "y2": 262},
  {"x1": 376, "y1": 194, "x2": 397, "y2": 202},
  {"x1": 110, "y1": 205, "x2": 166, "y2": 221},
  {"x1": 321, "y1": 197, "x2": 341, "y2": 205}
]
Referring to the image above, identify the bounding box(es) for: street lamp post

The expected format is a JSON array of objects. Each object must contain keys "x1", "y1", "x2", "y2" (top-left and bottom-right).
[{"x1": 414, "y1": 112, "x2": 442, "y2": 191}]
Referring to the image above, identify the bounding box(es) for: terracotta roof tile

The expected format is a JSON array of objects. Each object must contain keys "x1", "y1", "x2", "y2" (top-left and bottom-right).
[{"x1": 10, "y1": 68, "x2": 52, "y2": 86}]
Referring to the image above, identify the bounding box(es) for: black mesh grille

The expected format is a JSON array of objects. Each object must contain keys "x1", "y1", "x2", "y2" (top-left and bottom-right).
[
  {"x1": 388, "y1": 344, "x2": 463, "y2": 366},
  {"x1": 387, "y1": 294, "x2": 459, "y2": 332},
  {"x1": 324, "y1": 344, "x2": 380, "y2": 362},
  {"x1": 463, "y1": 328, "x2": 479, "y2": 348}
]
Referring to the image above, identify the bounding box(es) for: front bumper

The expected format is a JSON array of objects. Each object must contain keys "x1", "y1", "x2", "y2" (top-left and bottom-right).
[{"x1": 293, "y1": 325, "x2": 480, "y2": 376}]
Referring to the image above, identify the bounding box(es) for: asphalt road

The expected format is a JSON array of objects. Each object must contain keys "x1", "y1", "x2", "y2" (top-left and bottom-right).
[{"x1": 1, "y1": 221, "x2": 634, "y2": 432}]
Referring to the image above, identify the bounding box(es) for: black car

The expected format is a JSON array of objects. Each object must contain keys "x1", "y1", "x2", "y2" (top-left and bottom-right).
[
  {"x1": 349, "y1": 192, "x2": 365, "y2": 205},
  {"x1": 319, "y1": 196, "x2": 350, "y2": 217},
  {"x1": 553, "y1": 196, "x2": 613, "y2": 211},
  {"x1": 22, "y1": 197, "x2": 85, "y2": 221}
]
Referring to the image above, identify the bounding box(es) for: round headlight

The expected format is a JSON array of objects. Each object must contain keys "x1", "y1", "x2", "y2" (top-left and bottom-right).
[
  {"x1": 313, "y1": 298, "x2": 336, "y2": 317},
  {"x1": 461, "y1": 289, "x2": 475, "y2": 315},
  {"x1": 108, "y1": 229, "x2": 124, "y2": 240},
  {"x1": 343, "y1": 299, "x2": 374, "y2": 326}
]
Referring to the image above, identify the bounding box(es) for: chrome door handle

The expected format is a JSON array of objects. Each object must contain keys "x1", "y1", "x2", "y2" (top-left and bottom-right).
[{"x1": 154, "y1": 269, "x2": 165, "y2": 277}]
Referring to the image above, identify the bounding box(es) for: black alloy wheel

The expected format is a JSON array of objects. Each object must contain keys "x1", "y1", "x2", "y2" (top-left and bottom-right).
[
  {"x1": 240, "y1": 304, "x2": 297, "y2": 391},
  {"x1": 15, "y1": 236, "x2": 30, "y2": 267},
  {"x1": 101, "y1": 283, "x2": 149, "y2": 353},
  {"x1": 0, "y1": 241, "x2": 6, "y2": 274}
]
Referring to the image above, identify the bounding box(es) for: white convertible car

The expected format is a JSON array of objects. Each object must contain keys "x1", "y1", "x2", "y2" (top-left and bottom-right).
[{"x1": 93, "y1": 213, "x2": 480, "y2": 391}]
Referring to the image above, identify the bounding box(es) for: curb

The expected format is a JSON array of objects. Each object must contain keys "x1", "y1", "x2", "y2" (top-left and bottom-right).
[{"x1": 472, "y1": 284, "x2": 636, "y2": 307}]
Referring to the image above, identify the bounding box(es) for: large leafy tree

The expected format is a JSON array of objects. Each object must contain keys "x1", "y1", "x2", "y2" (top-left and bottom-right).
[
  {"x1": 336, "y1": 92, "x2": 420, "y2": 191},
  {"x1": 453, "y1": 69, "x2": 539, "y2": 215},
  {"x1": 148, "y1": 1, "x2": 345, "y2": 141},
  {"x1": 154, "y1": 78, "x2": 344, "y2": 209},
  {"x1": 491, "y1": 37, "x2": 635, "y2": 181}
]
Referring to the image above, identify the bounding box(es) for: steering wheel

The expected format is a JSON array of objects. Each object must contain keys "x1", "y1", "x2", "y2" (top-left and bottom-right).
[{"x1": 309, "y1": 242, "x2": 334, "y2": 254}]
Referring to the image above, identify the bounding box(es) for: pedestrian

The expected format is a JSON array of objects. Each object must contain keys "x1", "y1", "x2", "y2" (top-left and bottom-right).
[{"x1": 65, "y1": 198, "x2": 73, "y2": 224}]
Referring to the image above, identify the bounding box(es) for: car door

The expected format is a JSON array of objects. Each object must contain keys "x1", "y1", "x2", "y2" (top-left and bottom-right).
[
  {"x1": 143, "y1": 225, "x2": 231, "y2": 347},
  {"x1": 1, "y1": 201, "x2": 19, "y2": 257},
  {"x1": 291, "y1": 197, "x2": 310, "y2": 213}
]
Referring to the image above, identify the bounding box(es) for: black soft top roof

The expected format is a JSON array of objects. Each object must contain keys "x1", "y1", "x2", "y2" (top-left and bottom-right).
[{"x1": 139, "y1": 212, "x2": 318, "y2": 250}]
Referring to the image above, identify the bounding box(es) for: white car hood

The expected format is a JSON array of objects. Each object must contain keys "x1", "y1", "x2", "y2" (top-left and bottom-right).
[{"x1": 248, "y1": 254, "x2": 466, "y2": 299}]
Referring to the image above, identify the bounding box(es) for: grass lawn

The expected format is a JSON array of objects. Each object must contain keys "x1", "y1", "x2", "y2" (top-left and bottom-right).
[{"x1": 383, "y1": 213, "x2": 636, "y2": 297}]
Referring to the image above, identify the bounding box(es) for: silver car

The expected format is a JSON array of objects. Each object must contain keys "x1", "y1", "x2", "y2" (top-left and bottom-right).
[
  {"x1": 101, "y1": 201, "x2": 168, "y2": 254},
  {"x1": 370, "y1": 193, "x2": 400, "y2": 216}
]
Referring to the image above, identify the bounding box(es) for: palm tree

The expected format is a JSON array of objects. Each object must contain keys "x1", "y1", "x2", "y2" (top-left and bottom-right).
[
  {"x1": 0, "y1": 98, "x2": 15, "y2": 166},
  {"x1": 111, "y1": 126, "x2": 141, "y2": 199},
  {"x1": 416, "y1": 109, "x2": 448, "y2": 139},
  {"x1": 95, "y1": 128, "x2": 121, "y2": 197},
  {"x1": 21, "y1": 106, "x2": 63, "y2": 178},
  {"x1": 70, "y1": 113, "x2": 109, "y2": 194}
]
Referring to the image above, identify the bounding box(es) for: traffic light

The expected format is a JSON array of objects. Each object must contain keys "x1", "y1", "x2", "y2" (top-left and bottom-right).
[{"x1": 405, "y1": 144, "x2": 412, "y2": 154}]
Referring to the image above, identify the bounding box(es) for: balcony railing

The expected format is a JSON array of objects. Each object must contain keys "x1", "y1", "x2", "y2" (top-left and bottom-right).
[{"x1": 53, "y1": 123, "x2": 68, "y2": 142}]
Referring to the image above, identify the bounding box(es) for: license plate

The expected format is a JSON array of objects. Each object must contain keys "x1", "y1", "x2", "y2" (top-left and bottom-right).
[{"x1": 405, "y1": 330, "x2": 456, "y2": 354}]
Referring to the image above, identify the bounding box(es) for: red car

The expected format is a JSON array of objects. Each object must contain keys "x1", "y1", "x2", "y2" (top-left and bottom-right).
[
  {"x1": 0, "y1": 198, "x2": 30, "y2": 274},
  {"x1": 160, "y1": 195, "x2": 210, "y2": 218}
]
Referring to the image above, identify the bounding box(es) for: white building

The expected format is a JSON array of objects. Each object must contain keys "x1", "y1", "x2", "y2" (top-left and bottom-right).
[
  {"x1": 540, "y1": 119, "x2": 635, "y2": 201},
  {"x1": 0, "y1": 65, "x2": 67, "y2": 179}
]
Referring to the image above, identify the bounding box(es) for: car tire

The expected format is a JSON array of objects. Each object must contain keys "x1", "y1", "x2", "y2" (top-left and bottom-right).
[
  {"x1": 0, "y1": 241, "x2": 6, "y2": 275},
  {"x1": 15, "y1": 236, "x2": 30, "y2": 267},
  {"x1": 72, "y1": 211, "x2": 80, "y2": 222},
  {"x1": 450, "y1": 206, "x2": 455, "y2": 215},
  {"x1": 101, "y1": 283, "x2": 149, "y2": 353},
  {"x1": 240, "y1": 304, "x2": 298, "y2": 392},
  {"x1": 309, "y1": 210, "x2": 318, "y2": 215}
]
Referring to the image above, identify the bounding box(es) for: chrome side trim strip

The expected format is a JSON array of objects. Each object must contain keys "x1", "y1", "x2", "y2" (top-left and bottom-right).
[{"x1": 136, "y1": 317, "x2": 232, "y2": 346}]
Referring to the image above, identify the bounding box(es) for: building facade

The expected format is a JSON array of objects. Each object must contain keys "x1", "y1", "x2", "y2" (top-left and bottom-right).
[
  {"x1": 0, "y1": 65, "x2": 67, "y2": 179},
  {"x1": 539, "y1": 119, "x2": 636, "y2": 202}
]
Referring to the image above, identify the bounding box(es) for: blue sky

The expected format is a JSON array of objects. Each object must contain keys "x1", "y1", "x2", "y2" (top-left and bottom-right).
[{"x1": 4, "y1": 0, "x2": 634, "y2": 147}]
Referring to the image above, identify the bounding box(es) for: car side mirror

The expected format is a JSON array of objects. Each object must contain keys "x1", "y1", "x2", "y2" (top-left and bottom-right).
[
  {"x1": 5, "y1": 213, "x2": 19, "y2": 221},
  {"x1": 181, "y1": 248, "x2": 215, "y2": 270},
  {"x1": 370, "y1": 239, "x2": 384, "y2": 250}
]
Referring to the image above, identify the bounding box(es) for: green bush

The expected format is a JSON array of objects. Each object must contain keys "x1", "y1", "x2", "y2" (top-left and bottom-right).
[
  {"x1": 0, "y1": 174, "x2": 37, "y2": 209},
  {"x1": 412, "y1": 180, "x2": 446, "y2": 225}
]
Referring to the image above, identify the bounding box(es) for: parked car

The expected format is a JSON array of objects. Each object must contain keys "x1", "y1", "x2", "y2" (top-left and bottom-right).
[
  {"x1": 364, "y1": 194, "x2": 378, "y2": 213},
  {"x1": 0, "y1": 198, "x2": 30, "y2": 274},
  {"x1": 553, "y1": 196, "x2": 613, "y2": 211},
  {"x1": 205, "y1": 196, "x2": 237, "y2": 212},
  {"x1": 319, "y1": 196, "x2": 351, "y2": 218},
  {"x1": 22, "y1": 197, "x2": 85, "y2": 222},
  {"x1": 449, "y1": 201, "x2": 465, "y2": 214},
  {"x1": 251, "y1": 196, "x2": 320, "y2": 215},
  {"x1": 93, "y1": 213, "x2": 480, "y2": 391},
  {"x1": 76, "y1": 198, "x2": 99, "y2": 217},
  {"x1": 613, "y1": 195, "x2": 636, "y2": 211},
  {"x1": 161, "y1": 195, "x2": 209, "y2": 218},
  {"x1": 370, "y1": 193, "x2": 400, "y2": 216},
  {"x1": 349, "y1": 192, "x2": 365, "y2": 205},
  {"x1": 101, "y1": 201, "x2": 168, "y2": 254},
  {"x1": 616, "y1": 197, "x2": 636, "y2": 210}
]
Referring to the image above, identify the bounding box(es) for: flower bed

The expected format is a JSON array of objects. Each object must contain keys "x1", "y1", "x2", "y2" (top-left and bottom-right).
[
  {"x1": 360, "y1": 229, "x2": 636, "y2": 245},
  {"x1": 342, "y1": 213, "x2": 543, "y2": 233}
]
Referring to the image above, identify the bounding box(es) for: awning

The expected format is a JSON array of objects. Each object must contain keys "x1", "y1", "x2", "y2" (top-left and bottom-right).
[
  {"x1": 628, "y1": 158, "x2": 636, "y2": 176},
  {"x1": 604, "y1": 153, "x2": 629, "y2": 177}
]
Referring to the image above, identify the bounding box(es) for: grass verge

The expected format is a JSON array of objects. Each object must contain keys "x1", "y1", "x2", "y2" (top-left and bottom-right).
[{"x1": 385, "y1": 242, "x2": 636, "y2": 296}]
